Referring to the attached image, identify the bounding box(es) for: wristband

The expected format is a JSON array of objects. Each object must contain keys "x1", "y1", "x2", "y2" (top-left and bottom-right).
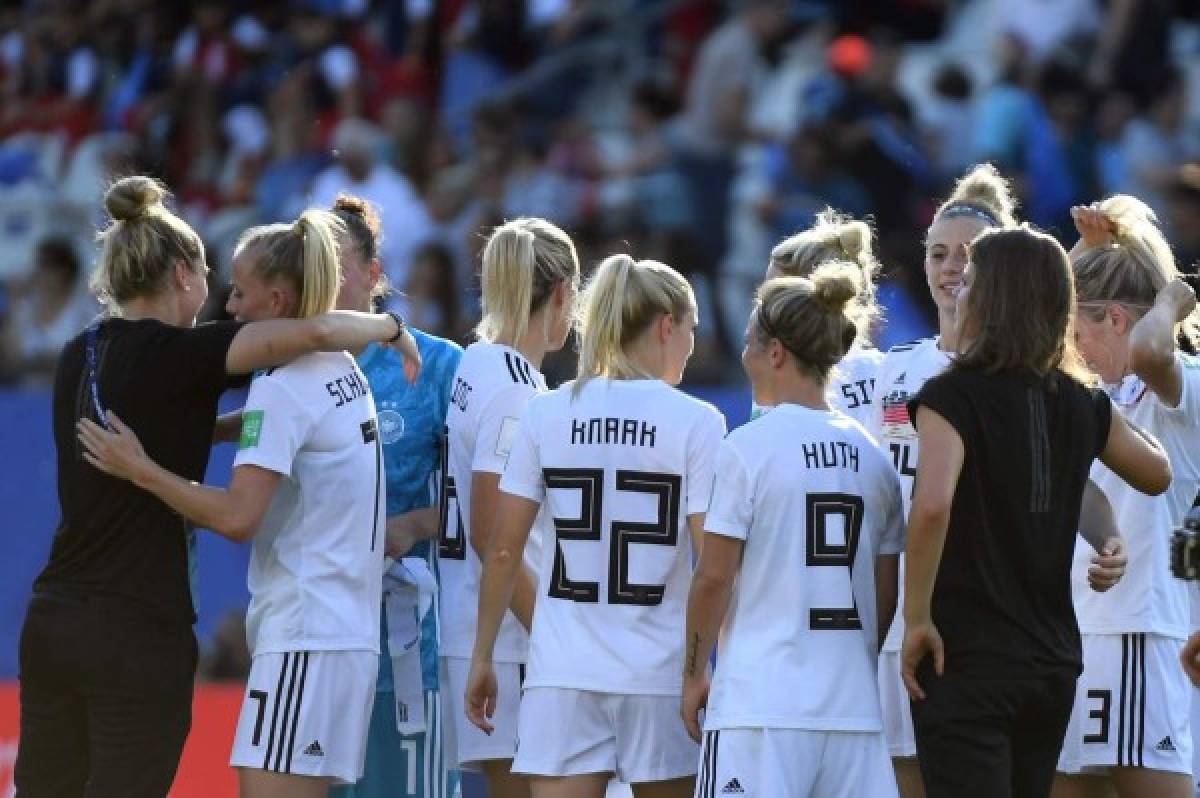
[{"x1": 385, "y1": 311, "x2": 407, "y2": 342}]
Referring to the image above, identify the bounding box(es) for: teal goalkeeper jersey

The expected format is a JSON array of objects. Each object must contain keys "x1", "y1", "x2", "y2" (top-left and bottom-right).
[{"x1": 357, "y1": 329, "x2": 462, "y2": 692}]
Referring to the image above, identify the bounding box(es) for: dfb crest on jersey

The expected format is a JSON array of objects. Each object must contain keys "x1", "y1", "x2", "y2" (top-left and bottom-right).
[{"x1": 377, "y1": 403, "x2": 406, "y2": 444}]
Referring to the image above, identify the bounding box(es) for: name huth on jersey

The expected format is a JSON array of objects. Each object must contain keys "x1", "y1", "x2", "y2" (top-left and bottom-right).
[{"x1": 802, "y1": 441, "x2": 859, "y2": 472}]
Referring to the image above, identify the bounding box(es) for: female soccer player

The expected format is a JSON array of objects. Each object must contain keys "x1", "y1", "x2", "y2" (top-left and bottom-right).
[
  {"x1": 1053, "y1": 198, "x2": 1200, "y2": 798},
  {"x1": 761, "y1": 209, "x2": 885, "y2": 426},
  {"x1": 466, "y1": 254, "x2": 726, "y2": 798},
  {"x1": 327, "y1": 195, "x2": 464, "y2": 798},
  {"x1": 869, "y1": 163, "x2": 1019, "y2": 797},
  {"x1": 16, "y1": 177, "x2": 416, "y2": 797},
  {"x1": 900, "y1": 225, "x2": 1168, "y2": 798},
  {"x1": 439, "y1": 217, "x2": 580, "y2": 798},
  {"x1": 683, "y1": 262, "x2": 905, "y2": 798},
  {"x1": 78, "y1": 209, "x2": 414, "y2": 798}
]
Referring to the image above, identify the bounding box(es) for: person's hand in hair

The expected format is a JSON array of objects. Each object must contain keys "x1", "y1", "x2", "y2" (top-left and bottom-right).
[
  {"x1": 1087, "y1": 537, "x2": 1127, "y2": 592},
  {"x1": 77, "y1": 412, "x2": 150, "y2": 483},
  {"x1": 1182, "y1": 632, "x2": 1200, "y2": 687},
  {"x1": 1071, "y1": 204, "x2": 1118, "y2": 249},
  {"x1": 901, "y1": 620, "x2": 944, "y2": 701}
]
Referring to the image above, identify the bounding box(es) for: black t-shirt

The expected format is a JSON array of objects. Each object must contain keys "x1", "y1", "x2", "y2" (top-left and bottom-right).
[
  {"x1": 36, "y1": 318, "x2": 244, "y2": 624},
  {"x1": 911, "y1": 367, "x2": 1112, "y2": 677}
]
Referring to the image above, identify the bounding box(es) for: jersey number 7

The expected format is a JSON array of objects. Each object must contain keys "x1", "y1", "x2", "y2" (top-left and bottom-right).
[{"x1": 543, "y1": 468, "x2": 682, "y2": 607}]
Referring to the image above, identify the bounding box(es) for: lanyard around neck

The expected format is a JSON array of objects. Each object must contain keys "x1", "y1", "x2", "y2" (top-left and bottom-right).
[{"x1": 85, "y1": 322, "x2": 111, "y2": 431}]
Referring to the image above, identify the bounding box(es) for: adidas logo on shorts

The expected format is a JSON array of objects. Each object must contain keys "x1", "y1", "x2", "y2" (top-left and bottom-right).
[
  {"x1": 721, "y1": 778, "x2": 745, "y2": 794},
  {"x1": 303, "y1": 740, "x2": 325, "y2": 757},
  {"x1": 1156, "y1": 736, "x2": 1177, "y2": 752}
]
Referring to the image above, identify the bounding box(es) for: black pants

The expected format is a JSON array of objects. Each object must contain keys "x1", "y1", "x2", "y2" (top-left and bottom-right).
[
  {"x1": 15, "y1": 592, "x2": 197, "y2": 797},
  {"x1": 911, "y1": 662, "x2": 1077, "y2": 798}
]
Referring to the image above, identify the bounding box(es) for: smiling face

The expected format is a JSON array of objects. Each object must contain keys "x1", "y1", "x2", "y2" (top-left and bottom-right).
[{"x1": 924, "y1": 215, "x2": 990, "y2": 319}]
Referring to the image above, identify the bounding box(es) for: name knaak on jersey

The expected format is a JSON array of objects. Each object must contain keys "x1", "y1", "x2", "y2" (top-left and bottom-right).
[
  {"x1": 802, "y1": 441, "x2": 860, "y2": 472},
  {"x1": 571, "y1": 416, "x2": 658, "y2": 448}
]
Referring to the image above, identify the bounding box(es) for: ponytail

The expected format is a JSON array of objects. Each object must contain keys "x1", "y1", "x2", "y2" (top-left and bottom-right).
[
  {"x1": 574, "y1": 254, "x2": 695, "y2": 393},
  {"x1": 234, "y1": 209, "x2": 345, "y2": 319},
  {"x1": 477, "y1": 218, "x2": 578, "y2": 343}
]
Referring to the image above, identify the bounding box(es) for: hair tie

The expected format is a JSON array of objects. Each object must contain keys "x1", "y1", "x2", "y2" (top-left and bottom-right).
[{"x1": 940, "y1": 203, "x2": 999, "y2": 226}]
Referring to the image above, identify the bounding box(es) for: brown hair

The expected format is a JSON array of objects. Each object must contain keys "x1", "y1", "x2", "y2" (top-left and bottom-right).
[
  {"x1": 233, "y1": 210, "x2": 344, "y2": 319},
  {"x1": 753, "y1": 262, "x2": 861, "y2": 383},
  {"x1": 768, "y1": 209, "x2": 882, "y2": 346},
  {"x1": 955, "y1": 226, "x2": 1089, "y2": 381},
  {"x1": 91, "y1": 176, "x2": 206, "y2": 309},
  {"x1": 331, "y1": 193, "x2": 389, "y2": 301}
]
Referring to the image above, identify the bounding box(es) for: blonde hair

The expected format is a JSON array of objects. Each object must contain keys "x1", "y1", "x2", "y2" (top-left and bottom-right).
[
  {"x1": 768, "y1": 208, "x2": 881, "y2": 346},
  {"x1": 234, "y1": 210, "x2": 344, "y2": 319},
  {"x1": 91, "y1": 176, "x2": 206, "y2": 310},
  {"x1": 932, "y1": 163, "x2": 1019, "y2": 229},
  {"x1": 476, "y1": 218, "x2": 579, "y2": 343},
  {"x1": 754, "y1": 262, "x2": 861, "y2": 382},
  {"x1": 574, "y1": 254, "x2": 696, "y2": 392},
  {"x1": 1073, "y1": 195, "x2": 1199, "y2": 346}
]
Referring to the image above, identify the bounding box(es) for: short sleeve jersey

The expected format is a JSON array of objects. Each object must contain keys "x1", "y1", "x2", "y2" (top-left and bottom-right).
[
  {"x1": 500, "y1": 379, "x2": 726, "y2": 695},
  {"x1": 704, "y1": 405, "x2": 903, "y2": 732},
  {"x1": 438, "y1": 342, "x2": 546, "y2": 663},
  {"x1": 234, "y1": 351, "x2": 385, "y2": 655},
  {"x1": 913, "y1": 368, "x2": 1112, "y2": 675},
  {"x1": 38, "y1": 318, "x2": 244, "y2": 623},
  {"x1": 867, "y1": 336, "x2": 952, "y2": 651},
  {"x1": 1071, "y1": 352, "x2": 1200, "y2": 639}
]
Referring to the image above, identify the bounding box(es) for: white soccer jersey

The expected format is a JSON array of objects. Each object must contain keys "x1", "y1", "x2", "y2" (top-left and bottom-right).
[
  {"x1": 751, "y1": 345, "x2": 885, "y2": 428},
  {"x1": 233, "y1": 351, "x2": 386, "y2": 655},
  {"x1": 499, "y1": 378, "x2": 726, "y2": 695},
  {"x1": 439, "y1": 342, "x2": 546, "y2": 663},
  {"x1": 1071, "y1": 353, "x2": 1200, "y2": 640},
  {"x1": 868, "y1": 336, "x2": 952, "y2": 652},
  {"x1": 704, "y1": 405, "x2": 904, "y2": 732}
]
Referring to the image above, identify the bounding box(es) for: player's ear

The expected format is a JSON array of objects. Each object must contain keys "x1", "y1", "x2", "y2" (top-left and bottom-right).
[{"x1": 659, "y1": 312, "x2": 675, "y2": 344}]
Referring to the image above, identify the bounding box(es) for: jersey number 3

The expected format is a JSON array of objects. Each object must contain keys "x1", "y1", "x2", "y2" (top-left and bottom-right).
[
  {"x1": 807, "y1": 492, "x2": 864, "y2": 630},
  {"x1": 543, "y1": 468, "x2": 681, "y2": 607}
]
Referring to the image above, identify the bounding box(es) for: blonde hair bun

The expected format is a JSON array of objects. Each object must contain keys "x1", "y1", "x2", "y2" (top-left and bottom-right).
[
  {"x1": 836, "y1": 219, "x2": 870, "y2": 260},
  {"x1": 105, "y1": 176, "x2": 167, "y2": 222},
  {"x1": 942, "y1": 163, "x2": 1017, "y2": 227},
  {"x1": 809, "y1": 261, "x2": 863, "y2": 312}
]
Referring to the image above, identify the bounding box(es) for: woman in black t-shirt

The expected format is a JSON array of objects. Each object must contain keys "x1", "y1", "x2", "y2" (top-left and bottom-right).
[
  {"x1": 15, "y1": 176, "x2": 420, "y2": 797},
  {"x1": 898, "y1": 227, "x2": 1171, "y2": 798}
]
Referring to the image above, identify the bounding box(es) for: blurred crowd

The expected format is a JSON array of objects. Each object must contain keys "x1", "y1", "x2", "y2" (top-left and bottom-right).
[{"x1": 0, "y1": 0, "x2": 1198, "y2": 388}]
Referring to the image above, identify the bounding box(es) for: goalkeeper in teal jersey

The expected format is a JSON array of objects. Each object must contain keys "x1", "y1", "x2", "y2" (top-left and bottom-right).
[{"x1": 329, "y1": 196, "x2": 463, "y2": 798}]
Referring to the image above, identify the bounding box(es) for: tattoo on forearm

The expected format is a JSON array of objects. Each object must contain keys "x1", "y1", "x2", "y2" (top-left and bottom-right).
[{"x1": 685, "y1": 632, "x2": 700, "y2": 676}]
